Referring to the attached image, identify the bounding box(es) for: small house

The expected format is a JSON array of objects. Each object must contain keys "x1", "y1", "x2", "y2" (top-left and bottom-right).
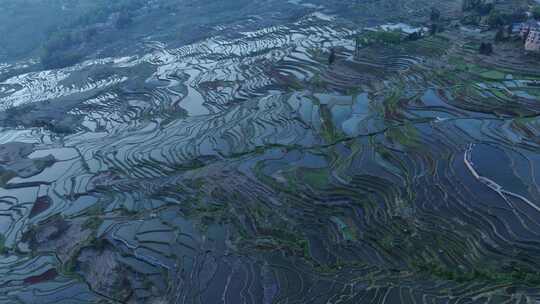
[
  {"x1": 525, "y1": 28, "x2": 540, "y2": 52},
  {"x1": 519, "y1": 21, "x2": 540, "y2": 52}
]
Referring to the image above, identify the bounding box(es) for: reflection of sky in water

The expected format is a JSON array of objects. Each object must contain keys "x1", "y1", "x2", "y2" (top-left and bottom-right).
[
  {"x1": 0, "y1": 7, "x2": 539, "y2": 304},
  {"x1": 471, "y1": 144, "x2": 535, "y2": 202}
]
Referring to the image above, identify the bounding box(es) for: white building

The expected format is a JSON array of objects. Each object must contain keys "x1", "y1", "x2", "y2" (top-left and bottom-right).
[
  {"x1": 525, "y1": 28, "x2": 540, "y2": 52},
  {"x1": 520, "y1": 21, "x2": 540, "y2": 52}
]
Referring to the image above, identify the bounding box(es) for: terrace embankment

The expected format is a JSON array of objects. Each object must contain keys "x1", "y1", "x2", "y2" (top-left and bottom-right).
[{"x1": 0, "y1": 1, "x2": 539, "y2": 303}]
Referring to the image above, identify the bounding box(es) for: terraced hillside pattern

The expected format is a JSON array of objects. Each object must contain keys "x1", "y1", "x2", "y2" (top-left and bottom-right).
[{"x1": 0, "y1": 0, "x2": 539, "y2": 303}]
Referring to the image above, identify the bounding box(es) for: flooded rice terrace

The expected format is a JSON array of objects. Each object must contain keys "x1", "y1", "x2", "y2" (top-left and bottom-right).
[{"x1": 0, "y1": 0, "x2": 540, "y2": 303}]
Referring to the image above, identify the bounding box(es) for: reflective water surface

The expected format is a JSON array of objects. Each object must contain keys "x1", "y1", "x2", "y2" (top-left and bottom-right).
[{"x1": 0, "y1": 1, "x2": 540, "y2": 303}]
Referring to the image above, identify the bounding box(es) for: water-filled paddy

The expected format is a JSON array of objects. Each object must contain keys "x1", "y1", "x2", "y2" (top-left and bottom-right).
[{"x1": 0, "y1": 0, "x2": 540, "y2": 303}]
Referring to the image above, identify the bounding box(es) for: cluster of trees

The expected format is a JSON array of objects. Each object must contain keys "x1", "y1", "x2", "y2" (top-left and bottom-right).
[
  {"x1": 461, "y1": 0, "x2": 527, "y2": 28},
  {"x1": 40, "y1": 0, "x2": 143, "y2": 69},
  {"x1": 479, "y1": 42, "x2": 493, "y2": 55},
  {"x1": 486, "y1": 9, "x2": 526, "y2": 28},
  {"x1": 430, "y1": 8, "x2": 441, "y2": 22},
  {"x1": 41, "y1": 29, "x2": 95, "y2": 69},
  {"x1": 533, "y1": 6, "x2": 540, "y2": 20},
  {"x1": 430, "y1": 23, "x2": 446, "y2": 35},
  {"x1": 494, "y1": 24, "x2": 515, "y2": 42},
  {"x1": 73, "y1": 0, "x2": 141, "y2": 28},
  {"x1": 429, "y1": 8, "x2": 446, "y2": 35},
  {"x1": 462, "y1": 0, "x2": 494, "y2": 15}
]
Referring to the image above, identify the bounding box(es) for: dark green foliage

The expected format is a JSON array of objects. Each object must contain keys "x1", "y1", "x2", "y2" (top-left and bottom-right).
[
  {"x1": 475, "y1": 3, "x2": 493, "y2": 15},
  {"x1": 486, "y1": 10, "x2": 527, "y2": 28},
  {"x1": 40, "y1": 27, "x2": 92, "y2": 69},
  {"x1": 522, "y1": 28, "x2": 531, "y2": 43},
  {"x1": 0, "y1": 1, "x2": 86, "y2": 59},
  {"x1": 461, "y1": 14, "x2": 481, "y2": 25},
  {"x1": 0, "y1": 234, "x2": 6, "y2": 254},
  {"x1": 328, "y1": 49, "x2": 336, "y2": 65},
  {"x1": 360, "y1": 30, "x2": 403, "y2": 46},
  {"x1": 461, "y1": 0, "x2": 526, "y2": 29},
  {"x1": 83, "y1": 205, "x2": 105, "y2": 231},
  {"x1": 83, "y1": 216, "x2": 104, "y2": 231},
  {"x1": 495, "y1": 27, "x2": 505, "y2": 42},
  {"x1": 479, "y1": 42, "x2": 493, "y2": 55},
  {"x1": 41, "y1": 48, "x2": 84, "y2": 70},
  {"x1": 430, "y1": 8, "x2": 441, "y2": 22},
  {"x1": 44, "y1": 32, "x2": 75, "y2": 53},
  {"x1": 462, "y1": 0, "x2": 492, "y2": 15},
  {"x1": 487, "y1": 10, "x2": 506, "y2": 28},
  {"x1": 38, "y1": 0, "x2": 146, "y2": 69},
  {"x1": 407, "y1": 31, "x2": 423, "y2": 41},
  {"x1": 533, "y1": 6, "x2": 540, "y2": 20},
  {"x1": 430, "y1": 24, "x2": 438, "y2": 36},
  {"x1": 414, "y1": 261, "x2": 540, "y2": 286}
]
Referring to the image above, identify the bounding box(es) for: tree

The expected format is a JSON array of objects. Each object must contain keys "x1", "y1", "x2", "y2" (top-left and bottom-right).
[
  {"x1": 476, "y1": 3, "x2": 493, "y2": 15},
  {"x1": 461, "y1": 14, "x2": 481, "y2": 26},
  {"x1": 486, "y1": 10, "x2": 526, "y2": 29},
  {"x1": 522, "y1": 28, "x2": 530, "y2": 44},
  {"x1": 430, "y1": 8, "x2": 441, "y2": 22},
  {"x1": 507, "y1": 24, "x2": 513, "y2": 37},
  {"x1": 479, "y1": 42, "x2": 493, "y2": 55},
  {"x1": 462, "y1": 0, "x2": 493, "y2": 14},
  {"x1": 328, "y1": 49, "x2": 336, "y2": 65},
  {"x1": 487, "y1": 10, "x2": 505, "y2": 28},
  {"x1": 495, "y1": 27, "x2": 505, "y2": 42},
  {"x1": 41, "y1": 48, "x2": 83, "y2": 69},
  {"x1": 354, "y1": 37, "x2": 361, "y2": 56},
  {"x1": 485, "y1": 43, "x2": 493, "y2": 55},
  {"x1": 462, "y1": 0, "x2": 479, "y2": 12},
  {"x1": 44, "y1": 32, "x2": 74, "y2": 53}
]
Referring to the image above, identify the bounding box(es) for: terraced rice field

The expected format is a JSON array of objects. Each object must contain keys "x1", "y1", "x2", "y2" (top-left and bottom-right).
[{"x1": 0, "y1": 6, "x2": 539, "y2": 304}]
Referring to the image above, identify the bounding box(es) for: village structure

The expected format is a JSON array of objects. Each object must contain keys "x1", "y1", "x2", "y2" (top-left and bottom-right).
[{"x1": 520, "y1": 20, "x2": 540, "y2": 52}]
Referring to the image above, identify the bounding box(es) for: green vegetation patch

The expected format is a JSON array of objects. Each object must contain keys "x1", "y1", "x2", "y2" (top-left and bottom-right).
[
  {"x1": 414, "y1": 261, "x2": 540, "y2": 286},
  {"x1": 359, "y1": 30, "x2": 403, "y2": 47},
  {"x1": 386, "y1": 123, "x2": 421, "y2": 149},
  {"x1": 479, "y1": 70, "x2": 506, "y2": 80},
  {"x1": 0, "y1": 233, "x2": 6, "y2": 254},
  {"x1": 301, "y1": 168, "x2": 331, "y2": 189}
]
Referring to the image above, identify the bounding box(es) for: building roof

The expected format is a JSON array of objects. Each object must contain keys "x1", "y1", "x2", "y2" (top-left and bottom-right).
[{"x1": 521, "y1": 20, "x2": 540, "y2": 29}]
